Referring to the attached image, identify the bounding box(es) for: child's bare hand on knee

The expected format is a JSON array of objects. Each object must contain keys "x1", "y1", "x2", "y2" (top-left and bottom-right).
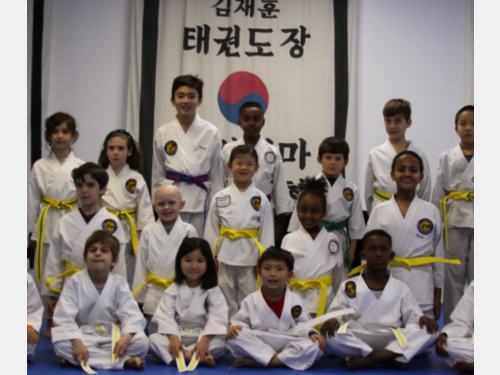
[
  {"x1": 114, "y1": 333, "x2": 134, "y2": 357},
  {"x1": 436, "y1": 333, "x2": 449, "y2": 357},
  {"x1": 310, "y1": 333, "x2": 326, "y2": 351},
  {"x1": 194, "y1": 336, "x2": 212, "y2": 362},
  {"x1": 227, "y1": 325, "x2": 242, "y2": 340},
  {"x1": 320, "y1": 318, "x2": 339, "y2": 338},
  {"x1": 419, "y1": 316, "x2": 439, "y2": 334},
  {"x1": 72, "y1": 339, "x2": 89, "y2": 365},
  {"x1": 167, "y1": 334, "x2": 184, "y2": 359}
]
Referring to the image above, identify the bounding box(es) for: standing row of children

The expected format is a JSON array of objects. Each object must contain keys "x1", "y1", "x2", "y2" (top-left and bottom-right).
[{"x1": 27, "y1": 74, "x2": 474, "y2": 372}]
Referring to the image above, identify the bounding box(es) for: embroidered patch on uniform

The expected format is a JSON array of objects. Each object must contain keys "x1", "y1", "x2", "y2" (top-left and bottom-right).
[
  {"x1": 204, "y1": 297, "x2": 209, "y2": 313},
  {"x1": 264, "y1": 151, "x2": 276, "y2": 165},
  {"x1": 345, "y1": 281, "x2": 356, "y2": 298},
  {"x1": 328, "y1": 238, "x2": 340, "y2": 255},
  {"x1": 291, "y1": 305, "x2": 302, "y2": 319},
  {"x1": 125, "y1": 179, "x2": 137, "y2": 193},
  {"x1": 216, "y1": 196, "x2": 231, "y2": 208},
  {"x1": 251, "y1": 196, "x2": 261, "y2": 211},
  {"x1": 343, "y1": 188, "x2": 354, "y2": 202},
  {"x1": 164, "y1": 141, "x2": 178, "y2": 156},
  {"x1": 417, "y1": 218, "x2": 433, "y2": 235},
  {"x1": 102, "y1": 219, "x2": 118, "y2": 234}
]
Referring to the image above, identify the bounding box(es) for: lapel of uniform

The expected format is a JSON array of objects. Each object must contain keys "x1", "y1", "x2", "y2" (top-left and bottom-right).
[
  {"x1": 178, "y1": 116, "x2": 203, "y2": 176},
  {"x1": 46, "y1": 151, "x2": 75, "y2": 197},
  {"x1": 292, "y1": 226, "x2": 314, "y2": 277},
  {"x1": 299, "y1": 226, "x2": 329, "y2": 276},
  {"x1": 235, "y1": 183, "x2": 255, "y2": 225},
  {"x1": 452, "y1": 145, "x2": 474, "y2": 189},
  {"x1": 381, "y1": 141, "x2": 398, "y2": 195},
  {"x1": 153, "y1": 218, "x2": 184, "y2": 278},
  {"x1": 85, "y1": 269, "x2": 109, "y2": 324},
  {"x1": 256, "y1": 288, "x2": 281, "y2": 329},
  {"x1": 180, "y1": 283, "x2": 207, "y2": 326},
  {"x1": 279, "y1": 287, "x2": 296, "y2": 331},
  {"x1": 104, "y1": 165, "x2": 125, "y2": 210},
  {"x1": 354, "y1": 272, "x2": 379, "y2": 325}
]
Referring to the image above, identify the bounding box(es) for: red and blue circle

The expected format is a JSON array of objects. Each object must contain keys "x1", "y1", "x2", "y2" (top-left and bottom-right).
[{"x1": 218, "y1": 72, "x2": 269, "y2": 125}]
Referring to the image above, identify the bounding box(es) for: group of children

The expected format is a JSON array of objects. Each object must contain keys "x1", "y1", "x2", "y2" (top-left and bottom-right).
[{"x1": 27, "y1": 74, "x2": 474, "y2": 373}]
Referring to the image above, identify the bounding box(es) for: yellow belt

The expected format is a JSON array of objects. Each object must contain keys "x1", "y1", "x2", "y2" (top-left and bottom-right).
[
  {"x1": 288, "y1": 275, "x2": 333, "y2": 320},
  {"x1": 107, "y1": 208, "x2": 138, "y2": 256},
  {"x1": 35, "y1": 196, "x2": 78, "y2": 282},
  {"x1": 45, "y1": 262, "x2": 82, "y2": 294},
  {"x1": 213, "y1": 226, "x2": 265, "y2": 290},
  {"x1": 347, "y1": 256, "x2": 462, "y2": 278},
  {"x1": 132, "y1": 272, "x2": 175, "y2": 297},
  {"x1": 375, "y1": 189, "x2": 392, "y2": 201},
  {"x1": 440, "y1": 191, "x2": 474, "y2": 252}
]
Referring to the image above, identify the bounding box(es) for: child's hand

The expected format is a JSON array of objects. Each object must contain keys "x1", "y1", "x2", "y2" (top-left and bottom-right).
[
  {"x1": 167, "y1": 334, "x2": 184, "y2": 360},
  {"x1": 227, "y1": 325, "x2": 242, "y2": 340},
  {"x1": 27, "y1": 326, "x2": 39, "y2": 345},
  {"x1": 433, "y1": 288, "x2": 442, "y2": 321},
  {"x1": 419, "y1": 316, "x2": 439, "y2": 335},
  {"x1": 436, "y1": 333, "x2": 449, "y2": 357},
  {"x1": 72, "y1": 339, "x2": 89, "y2": 365},
  {"x1": 47, "y1": 297, "x2": 59, "y2": 317},
  {"x1": 310, "y1": 333, "x2": 326, "y2": 351},
  {"x1": 320, "y1": 318, "x2": 340, "y2": 338},
  {"x1": 114, "y1": 333, "x2": 134, "y2": 357},
  {"x1": 193, "y1": 336, "x2": 212, "y2": 362}
]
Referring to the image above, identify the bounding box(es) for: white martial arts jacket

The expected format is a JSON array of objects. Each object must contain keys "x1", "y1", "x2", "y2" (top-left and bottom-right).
[
  {"x1": 431, "y1": 145, "x2": 474, "y2": 229},
  {"x1": 366, "y1": 195, "x2": 444, "y2": 311},
  {"x1": 43, "y1": 207, "x2": 126, "y2": 297},
  {"x1": 151, "y1": 115, "x2": 223, "y2": 213},
  {"x1": 282, "y1": 226, "x2": 344, "y2": 314},
  {"x1": 27, "y1": 151, "x2": 84, "y2": 242},
  {"x1": 101, "y1": 165, "x2": 154, "y2": 244},
  {"x1": 365, "y1": 140, "x2": 431, "y2": 215},
  {"x1": 442, "y1": 281, "x2": 474, "y2": 339},
  {"x1": 27, "y1": 273, "x2": 44, "y2": 333},
  {"x1": 52, "y1": 269, "x2": 145, "y2": 343},
  {"x1": 217, "y1": 136, "x2": 293, "y2": 215},
  {"x1": 132, "y1": 218, "x2": 198, "y2": 314},
  {"x1": 153, "y1": 281, "x2": 228, "y2": 337},
  {"x1": 205, "y1": 183, "x2": 275, "y2": 266}
]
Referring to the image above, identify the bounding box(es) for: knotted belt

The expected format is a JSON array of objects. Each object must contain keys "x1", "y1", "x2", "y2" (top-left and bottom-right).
[
  {"x1": 132, "y1": 272, "x2": 175, "y2": 297},
  {"x1": 45, "y1": 262, "x2": 82, "y2": 293},
  {"x1": 440, "y1": 191, "x2": 474, "y2": 252},
  {"x1": 107, "y1": 208, "x2": 138, "y2": 256},
  {"x1": 288, "y1": 275, "x2": 333, "y2": 320}
]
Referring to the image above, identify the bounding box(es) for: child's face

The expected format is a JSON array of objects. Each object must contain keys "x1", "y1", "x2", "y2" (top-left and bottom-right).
[
  {"x1": 171, "y1": 86, "x2": 202, "y2": 118},
  {"x1": 76, "y1": 174, "x2": 106, "y2": 209},
  {"x1": 258, "y1": 259, "x2": 293, "y2": 291},
  {"x1": 318, "y1": 153, "x2": 348, "y2": 178},
  {"x1": 106, "y1": 136, "x2": 132, "y2": 171},
  {"x1": 238, "y1": 107, "x2": 265, "y2": 138},
  {"x1": 297, "y1": 194, "x2": 326, "y2": 233},
  {"x1": 227, "y1": 153, "x2": 259, "y2": 185},
  {"x1": 455, "y1": 110, "x2": 474, "y2": 146},
  {"x1": 181, "y1": 249, "x2": 207, "y2": 285},
  {"x1": 384, "y1": 114, "x2": 412, "y2": 141},
  {"x1": 153, "y1": 185, "x2": 185, "y2": 228},
  {"x1": 360, "y1": 235, "x2": 394, "y2": 272},
  {"x1": 84, "y1": 242, "x2": 117, "y2": 273},
  {"x1": 50, "y1": 121, "x2": 75, "y2": 152},
  {"x1": 390, "y1": 154, "x2": 423, "y2": 192}
]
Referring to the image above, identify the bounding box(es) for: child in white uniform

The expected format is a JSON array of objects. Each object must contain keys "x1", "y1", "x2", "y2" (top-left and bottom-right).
[
  {"x1": 365, "y1": 99, "x2": 431, "y2": 215},
  {"x1": 27, "y1": 112, "x2": 84, "y2": 336},
  {"x1": 322, "y1": 230, "x2": 439, "y2": 371},
  {"x1": 149, "y1": 238, "x2": 228, "y2": 368},
  {"x1": 99, "y1": 129, "x2": 155, "y2": 288},
  {"x1": 152, "y1": 74, "x2": 223, "y2": 237},
  {"x1": 205, "y1": 145, "x2": 274, "y2": 318},
  {"x1": 27, "y1": 273, "x2": 44, "y2": 364},
  {"x1": 132, "y1": 185, "x2": 198, "y2": 333},
  {"x1": 431, "y1": 105, "x2": 474, "y2": 325},
  {"x1": 52, "y1": 231, "x2": 148, "y2": 370},
  {"x1": 282, "y1": 177, "x2": 344, "y2": 318}
]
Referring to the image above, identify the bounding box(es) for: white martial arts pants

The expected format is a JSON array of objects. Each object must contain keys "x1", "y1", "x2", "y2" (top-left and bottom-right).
[
  {"x1": 54, "y1": 331, "x2": 148, "y2": 370},
  {"x1": 444, "y1": 337, "x2": 474, "y2": 368},
  {"x1": 27, "y1": 344, "x2": 37, "y2": 362},
  {"x1": 218, "y1": 262, "x2": 257, "y2": 319},
  {"x1": 149, "y1": 332, "x2": 226, "y2": 365},
  {"x1": 444, "y1": 227, "x2": 474, "y2": 325},
  {"x1": 228, "y1": 329, "x2": 323, "y2": 371},
  {"x1": 180, "y1": 212, "x2": 205, "y2": 238}
]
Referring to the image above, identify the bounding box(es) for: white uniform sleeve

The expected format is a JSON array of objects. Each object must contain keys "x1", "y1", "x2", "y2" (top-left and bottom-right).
[
  {"x1": 27, "y1": 273, "x2": 44, "y2": 332},
  {"x1": 432, "y1": 214, "x2": 445, "y2": 289},
  {"x1": 258, "y1": 197, "x2": 275, "y2": 251},
  {"x1": 230, "y1": 297, "x2": 251, "y2": 329},
  {"x1": 348, "y1": 188, "x2": 366, "y2": 239},
  {"x1": 27, "y1": 166, "x2": 42, "y2": 234},
  {"x1": 207, "y1": 131, "x2": 224, "y2": 205},
  {"x1": 364, "y1": 153, "x2": 375, "y2": 216},
  {"x1": 418, "y1": 153, "x2": 432, "y2": 202},
  {"x1": 153, "y1": 286, "x2": 181, "y2": 336},
  {"x1": 431, "y1": 156, "x2": 447, "y2": 213},
  {"x1": 52, "y1": 280, "x2": 82, "y2": 342},
  {"x1": 203, "y1": 197, "x2": 221, "y2": 255},
  {"x1": 134, "y1": 176, "x2": 155, "y2": 231},
  {"x1": 152, "y1": 131, "x2": 166, "y2": 195},
  {"x1": 326, "y1": 284, "x2": 352, "y2": 325},
  {"x1": 442, "y1": 282, "x2": 474, "y2": 338},
  {"x1": 43, "y1": 224, "x2": 65, "y2": 297},
  {"x1": 203, "y1": 288, "x2": 229, "y2": 336},
  {"x1": 271, "y1": 152, "x2": 293, "y2": 216},
  {"x1": 132, "y1": 231, "x2": 149, "y2": 303},
  {"x1": 115, "y1": 279, "x2": 146, "y2": 335}
]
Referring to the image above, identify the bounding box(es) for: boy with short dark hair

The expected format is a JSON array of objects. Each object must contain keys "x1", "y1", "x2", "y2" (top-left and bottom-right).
[
  {"x1": 288, "y1": 136, "x2": 365, "y2": 271},
  {"x1": 53, "y1": 230, "x2": 148, "y2": 370},
  {"x1": 321, "y1": 230, "x2": 438, "y2": 371},
  {"x1": 42, "y1": 162, "x2": 127, "y2": 337},
  {"x1": 365, "y1": 99, "x2": 432, "y2": 215},
  {"x1": 152, "y1": 74, "x2": 223, "y2": 237},
  {"x1": 227, "y1": 247, "x2": 325, "y2": 371}
]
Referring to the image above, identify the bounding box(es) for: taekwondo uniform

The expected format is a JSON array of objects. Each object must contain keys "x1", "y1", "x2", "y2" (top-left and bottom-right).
[
  {"x1": 282, "y1": 226, "x2": 344, "y2": 317},
  {"x1": 217, "y1": 136, "x2": 293, "y2": 215},
  {"x1": 52, "y1": 269, "x2": 148, "y2": 370},
  {"x1": 204, "y1": 182, "x2": 274, "y2": 318},
  {"x1": 431, "y1": 145, "x2": 474, "y2": 324},
  {"x1": 27, "y1": 273, "x2": 44, "y2": 362},
  {"x1": 325, "y1": 272, "x2": 437, "y2": 363},
  {"x1": 43, "y1": 207, "x2": 127, "y2": 297},
  {"x1": 441, "y1": 281, "x2": 474, "y2": 368},
  {"x1": 152, "y1": 115, "x2": 223, "y2": 237},
  {"x1": 228, "y1": 287, "x2": 323, "y2": 371},
  {"x1": 365, "y1": 140, "x2": 431, "y2": 215},
  {"x1": 149, "y1": 281, "x2": 228, "y2": 364},
  {"x1": 101, "y1": 165, "x2": 154, "y2": 288}
]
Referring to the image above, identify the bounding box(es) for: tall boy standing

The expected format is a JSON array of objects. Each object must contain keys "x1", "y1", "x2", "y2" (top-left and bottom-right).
[{"x1": 152, "y1": 75, "x2": 223, "y2": 237}]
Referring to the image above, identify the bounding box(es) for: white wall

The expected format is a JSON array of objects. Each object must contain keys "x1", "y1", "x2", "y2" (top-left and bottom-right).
[{"x1": 356, "y1": 0, "x2": 473, "y2": 209}]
